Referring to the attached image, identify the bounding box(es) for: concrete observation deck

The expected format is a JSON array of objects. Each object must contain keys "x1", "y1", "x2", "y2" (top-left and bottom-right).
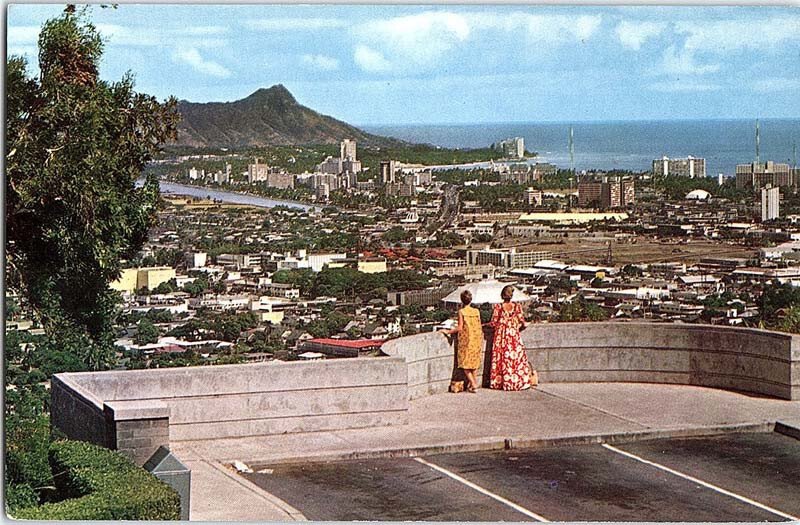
[{"x1": 50, "y1": 322, "x2": 800, "y2": 520}]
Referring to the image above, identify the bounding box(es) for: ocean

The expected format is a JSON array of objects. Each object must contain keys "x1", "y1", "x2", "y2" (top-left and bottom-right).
[{"x1": 363, "y1": 119, "x2": 800, "y2": 177}]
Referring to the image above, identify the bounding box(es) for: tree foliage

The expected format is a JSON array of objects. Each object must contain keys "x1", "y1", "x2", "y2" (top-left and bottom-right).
[
  {"x1": 133, "y1": 319, "x2": 160, "y2": 345},
  {"x1": 5, "y1": 8, "x2": 178, "y2": 510},
  {"x1": 5, "y1": 8, "x2": 179, "y2": 366},
  {"x1": 557, "y1": 295, "x2": 609, "y2": 322},
  {"x1": 777, "y1": 306, "x2": 800, "y2": 334},
  {"x1": 759, "y1": 282, "x2": 800, "y2": 325}
]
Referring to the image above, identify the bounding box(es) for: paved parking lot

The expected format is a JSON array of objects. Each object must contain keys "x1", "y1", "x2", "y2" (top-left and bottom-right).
[{"x1": 243, "y1": 432, "x2": 800, "y2": 522}]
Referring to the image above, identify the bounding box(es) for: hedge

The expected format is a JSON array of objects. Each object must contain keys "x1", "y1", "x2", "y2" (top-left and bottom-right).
[{"x1": 11, "y1": 440, "x2": 181, "y2": 520}]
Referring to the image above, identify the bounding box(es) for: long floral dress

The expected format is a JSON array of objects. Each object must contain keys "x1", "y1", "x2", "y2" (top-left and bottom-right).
[{"x1": 489, "y1": 302, "x2": 531, "y2": 391}]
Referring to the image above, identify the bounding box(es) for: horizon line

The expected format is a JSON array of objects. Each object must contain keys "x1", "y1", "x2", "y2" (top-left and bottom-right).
[{"x1": 356, "y1": 117, "x2": 800, "y2": 127}]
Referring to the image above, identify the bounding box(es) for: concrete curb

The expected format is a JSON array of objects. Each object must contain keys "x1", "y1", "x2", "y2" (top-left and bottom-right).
[
  {"x1": 237, "y1": 422, "x2": 775, "y2": 467},
  {"x1": 232, "y1": 437, "x2": 508, "y2": 467},
  {"x1": 505, "y1": 422, "x2": 775, "y2": 451},
  {"x1": 775, "y1": 420, "x2": 800, "y2": 440},
  {"x1": 206, "y1": 460, "x2": 307, "y2": 521}
]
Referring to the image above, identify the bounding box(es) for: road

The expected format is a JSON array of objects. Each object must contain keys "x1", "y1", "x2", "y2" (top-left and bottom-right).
[{"x1": 427, "y1": 184, "x2": 461, "y2": 237}]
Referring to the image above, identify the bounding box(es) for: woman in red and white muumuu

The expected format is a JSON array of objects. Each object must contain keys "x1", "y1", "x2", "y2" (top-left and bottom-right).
[{"x1": 489, "y1": 285, "x2": 531, "y2": 391}]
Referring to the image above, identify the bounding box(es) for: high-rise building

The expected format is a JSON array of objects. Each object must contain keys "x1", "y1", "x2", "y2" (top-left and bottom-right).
[
  {"x1": 340, "y1": 139, "x2": 357, "y2": 161},
  {"x1": 384, "y1": 182, "x2": 414, "y2": 197},
  {"x1": 342, "y1": 158, "x2": 362, "y2": 174},
  {"x1": 213, "y1": 171, "x2": 229, "y2": 184},
  {"x1": 736, "y1": 161, "x2": 791, "y2": 189},
  {"x1": 499, "y1": 163, "x2": 556, "y2": 184},
  {"x1": 247, "y1": 159, "x2": 271, "y2": 183},
  {"x1": 317, "y1": 156, "x2": 342, "y2": 175},
  {"x1": 652, "y1": 156, "x2": 706, "y2": 178},
  {"x1": 621, "y1": 179, "x2": 635, "y2": 207},
  {"x1": 578, "y1": 178, "x2": 634, "y2": 209},
  {"x1": 498, "y1": 137, "x2": 525, "y2": 159},
  {"x1": 578, "y1": 180, "x2": 604, "y2": 208},
  {"x1": 525, "y1": 187, "x2": 543, "y2": 206},
  {"x1": 761, "y1": 185, "x2": 780, "y2": 221},
  {"x1": 316, "y1": 183, "x2": 330, "y2": 201},
  {"x1": 266, "y1": 172, "x2": 295, "y2": 190},
  {"x1": 311, "y1": 173, "x2": 339, "y2": 192},
  {"x1": 380, "y1": 160, "x2": 397, "y2": 185}
]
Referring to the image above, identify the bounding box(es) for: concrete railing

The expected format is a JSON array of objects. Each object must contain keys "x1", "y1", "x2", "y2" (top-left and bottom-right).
[
  {"x1": 52, "y1": 322, "x2": 798, "y2": 464},
  {"x1": 52, "y1": 357, "x2": 408, "y2": 465},
  {"x1": 382, "y1": 332, "x2": 460, "y2": 399},
  {"x1": 381, "y1": 323, "x2": 799, "y2": 401},
  {"x1": 524, "y1": 322, "x2": 799, "y2": 401}
]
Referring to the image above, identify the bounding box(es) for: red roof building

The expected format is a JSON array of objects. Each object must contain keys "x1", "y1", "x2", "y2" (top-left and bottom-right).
[{"x1": 298, "y1": 338, "x2": 386, "y2": 358}]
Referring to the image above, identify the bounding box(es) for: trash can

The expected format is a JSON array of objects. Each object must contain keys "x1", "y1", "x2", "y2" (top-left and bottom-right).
[{"x1": 144, "y1": 446, "x2": 191, "y2": 520}]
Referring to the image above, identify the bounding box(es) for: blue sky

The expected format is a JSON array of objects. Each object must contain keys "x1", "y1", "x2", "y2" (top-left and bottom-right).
[{"x1": 7, "y1": 4, "x2": 800, "y2": 125}]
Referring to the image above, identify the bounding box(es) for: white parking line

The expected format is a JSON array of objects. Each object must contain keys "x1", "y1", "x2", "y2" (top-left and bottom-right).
[
  {"x1": 413, "y1": 457, "x2": 550, "y2": 522},
  {"x1": 602, "y1": 444, "x2": 800, "y2": 522}
]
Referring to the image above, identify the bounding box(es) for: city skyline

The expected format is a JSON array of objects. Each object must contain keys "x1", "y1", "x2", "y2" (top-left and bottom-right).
[{"x1": 7, "y1": 4, "x2": 800, "y2": 125}]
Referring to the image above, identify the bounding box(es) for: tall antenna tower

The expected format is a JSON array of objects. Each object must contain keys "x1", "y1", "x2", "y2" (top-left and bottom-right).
[
  {"x1": 755, "y1": 119, "x2": 760, "y2": 165},
  {"x1": 569, "y1": 126, "x2": 575, "y2": 174},
  {"x1": 793, "y1": 142, "x2": 797, "y2": 170}
]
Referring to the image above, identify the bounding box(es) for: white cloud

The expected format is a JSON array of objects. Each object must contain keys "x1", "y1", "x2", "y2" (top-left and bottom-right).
[
  {"x1": 94, "y1": 24, "x2": 227, "y2": 48},
  {"x1": 354, "y1": 45, "x2": 392, "y2": 73},
  {"x1": 675, "y1": 15, "x2": 800, "y2": 54},
  {"x1": 173, "y1": 26, "x2": 230, "y2": 36},
  {"x1": 649, "y1": 80, "x2": 721, "y2": 93},
  {"x1": 172, "y1": 47, "x2": 232, "y2": 78},
  {"x1": 352, "y1": 11, "x2": 470, "y2": 73},
  {"x1": 351, "y1": 11, "x2": 601, "y2": 74},
  {"x1": 7, "y1": 26, "x2": 40, "y2": 45},
  {"x1": 301, "y1": 54, "x2": 339, "y2": 71},
  {"x1": 575, "y1": 15, "x2": 603, "y2": 40},
  {"x1": 752, "y1": 77, "x2": 800, "y2": 93},
  {"x1": 659, "y1": 45, "x2": 720, "y2": 75},
  {"x1": 615, "y1": 20, "x2": 665, "y2": 50},
  {"x1": 244, "y1": 18, "x2": 348, "y2": 31},
  {"x1": 465, "y1": 13, "x2": 602, "y2": 43},
  {"x1": 95, "y1": 23, "x2": 155, "y2": 46}
]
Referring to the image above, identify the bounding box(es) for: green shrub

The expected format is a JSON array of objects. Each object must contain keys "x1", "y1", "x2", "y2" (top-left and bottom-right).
[
  {"x1": 4, "y1": 412, "x2": 53, "y2": 495},
  {"x1": 5, "y1": 482, "x2": 39, "y2": 511},
  {"x1": 11, "y1": 440, "x2": 180, "y2": 520}
]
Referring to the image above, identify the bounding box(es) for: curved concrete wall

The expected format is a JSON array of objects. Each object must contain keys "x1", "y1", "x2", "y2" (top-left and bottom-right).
[
  {"x1": 52, "y1": 322, "x2": 798, "y2": 465},
  {"x1": 523, "y1": 322, "x2": 799, "y2": 400},
  {"x1": 382, "y1": 332, "x2": 459, "y2": 399},
  {"x1": 384, "y1": 323, "x2": 799, "y2": 401},
  {"x1": 382, "y1": 331, "x2": 495, "y2": 399}
]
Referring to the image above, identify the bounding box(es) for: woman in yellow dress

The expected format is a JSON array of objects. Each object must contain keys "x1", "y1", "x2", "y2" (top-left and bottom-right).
[{"x1": 441, "y1": 290, "x2": 483, "y2": 393}]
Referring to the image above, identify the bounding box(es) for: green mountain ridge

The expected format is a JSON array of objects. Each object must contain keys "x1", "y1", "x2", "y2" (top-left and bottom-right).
[{"x1": 175, "y1": 84, "x2": 404, "y2": 149}]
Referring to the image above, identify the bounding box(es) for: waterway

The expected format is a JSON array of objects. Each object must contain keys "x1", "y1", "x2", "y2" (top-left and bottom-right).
[{"x1": 156, "y1": 181, "x2": 316, "y2": 211}]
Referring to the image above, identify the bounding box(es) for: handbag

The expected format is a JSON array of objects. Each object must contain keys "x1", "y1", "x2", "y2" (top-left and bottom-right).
[
  {"x1": 449, "y1": 380, "x2": 465, "y2": 393},
  {"x1": 529, "y1": 369, "x2": 539, "y2": 388}
]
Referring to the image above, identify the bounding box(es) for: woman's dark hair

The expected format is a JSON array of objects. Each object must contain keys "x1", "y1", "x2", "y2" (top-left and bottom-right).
[
  {"x1": 460, "y1": 290, "x2": 472, "y2": 306},
  {"x1": 501, "y1": 285, "x2": 514, "y2": 302}
]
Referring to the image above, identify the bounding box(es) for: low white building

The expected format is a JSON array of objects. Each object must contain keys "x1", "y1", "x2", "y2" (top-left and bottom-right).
[{"x1": 189, "y1": 294, "x2": 250, "y2": 311}]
